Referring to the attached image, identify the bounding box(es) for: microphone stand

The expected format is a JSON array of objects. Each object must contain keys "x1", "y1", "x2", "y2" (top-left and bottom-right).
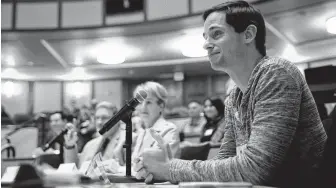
[{"x1": 123, "y1": 115, "x2": 132, "y2": 177}]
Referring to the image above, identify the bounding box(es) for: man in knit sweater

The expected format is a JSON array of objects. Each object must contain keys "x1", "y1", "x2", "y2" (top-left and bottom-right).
[{"x1": 133, "y1": 1, "x2": 327, "y2": 187}]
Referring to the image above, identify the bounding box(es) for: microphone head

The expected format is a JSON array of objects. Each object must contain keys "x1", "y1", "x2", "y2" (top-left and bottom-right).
[{"x1": 135, "y1": 89, "x2": 147, "y2": 103}]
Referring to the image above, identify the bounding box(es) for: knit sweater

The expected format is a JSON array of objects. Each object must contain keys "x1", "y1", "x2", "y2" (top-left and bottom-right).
[{"x1": 168, "y1": 56, "x2": 327, "y2": 187}]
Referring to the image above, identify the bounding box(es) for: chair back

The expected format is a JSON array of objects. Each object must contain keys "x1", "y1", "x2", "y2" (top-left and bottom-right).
[
  {"x1": 207, "y1": 143, "x2": 221, "y2": 159},
  {"x1": 180, "y1": 142, "x2": 210, "y2": 161},
  {"x1": 7, "y1": 127, "x2": 38, "y2": 158},
  {"x1": 319, "y1": 118, "x2": 336, "y2": 187}
]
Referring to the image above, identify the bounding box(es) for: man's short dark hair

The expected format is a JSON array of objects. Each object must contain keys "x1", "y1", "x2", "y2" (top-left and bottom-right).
[
  {"x1": 203, "y1": 0, "x2": 266, "y2": 56},
  {"x1": 51, "y1": 111, "x2": 73, "y2": 122}
]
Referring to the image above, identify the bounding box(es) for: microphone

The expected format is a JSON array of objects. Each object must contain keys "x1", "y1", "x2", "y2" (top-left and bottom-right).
[
  {"x1": 99, "y1": 89, "x2": 147, "y2": 135},
  {"x1": 42, "y1": 128, "x2": 68, "y2": 151}
]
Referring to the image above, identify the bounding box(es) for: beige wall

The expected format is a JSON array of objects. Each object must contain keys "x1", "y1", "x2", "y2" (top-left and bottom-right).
[
  {"x1": 94, "y1": 80, "x2": 123, "y2": 109},
  {"x1": 33, "y1": 82, "x2": 62, "y2": 113}
]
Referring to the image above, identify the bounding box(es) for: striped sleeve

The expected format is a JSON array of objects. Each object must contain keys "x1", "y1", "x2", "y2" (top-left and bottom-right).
[{"x1": 168, "y1": 66, "x2": 302, "y2": 185}]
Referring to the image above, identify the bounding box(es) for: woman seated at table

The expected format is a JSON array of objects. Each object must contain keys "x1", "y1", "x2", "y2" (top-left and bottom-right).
[{"x1": 115, "y1": 81, "x2": 181, "y2": 165}]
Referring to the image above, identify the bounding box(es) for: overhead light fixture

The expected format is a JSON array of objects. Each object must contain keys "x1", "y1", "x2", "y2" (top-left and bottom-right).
[
  {"x1": 91, "y1": 40, "x2": 130, "y2": 65},
  {"x1": 59, "y1": 67, "x2": 93, "y2": 80},
  {"x1": 326, "y1": 16, "x2": 336, "y2": 34},
  {"x1": 96, "y1": 49, "x2": 126, "y2": 64},
  {"x1": 74, "y1": 57, "x2": 83, "y2": 66},
  {"x1": 180, "y1": 35, "x2": 208, "y2": 58},
  {"x1": 1, "y1": 68, "x2": 30, "y2": 79},
  {"x1": 165, "y1": 27, "x2": 207, "y2": 58},
  {"x1": 6, "y1": 56, "x2": 15, "y2": 66},
  {"x1": 174, "y1": 72, "x2": 184, "y2": 81},
  {"x1": 1, "y1": 81, "x2": 22, "y2": 98}
]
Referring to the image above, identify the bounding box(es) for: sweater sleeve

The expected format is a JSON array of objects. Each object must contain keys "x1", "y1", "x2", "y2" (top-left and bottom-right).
[
  {"x1": 211, "y1": 103, "x2": 236, "y2": 160},
  {"x1": 169, "y1": 67, "x2": 302, "y2": 185}
]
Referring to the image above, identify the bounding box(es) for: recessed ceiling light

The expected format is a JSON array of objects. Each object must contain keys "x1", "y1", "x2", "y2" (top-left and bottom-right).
[
  {"x1": 180, "y1": 35, "x2": 207, "y2": 58},
  {"x1": 91, "y1": 40, "x2": 129, "y2": 65},
  {"x1": 1, "y1": 67, "x2": 30, "y2": 79},
  {"x1": 6, "y1": 56, "x2": 15, "y2": 66},
  {"x1": 326, "y1": 16, "x2": 336, "y2": 34},
  {"x1": 128, "y1": 70, "x2": 135, "y2": 75},
  {"x1": 97, "y1": 52, "x2": 125, "y2": 64},
  {"x1": 74, "y1": 57, "x2": 83, "y2": 66}
]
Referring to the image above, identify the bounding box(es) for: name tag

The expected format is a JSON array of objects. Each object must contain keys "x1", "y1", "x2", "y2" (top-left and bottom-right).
[
  {"x1": 79, "y1": 161, "x2": 91, "y2": 174},
  {"x1": 204, "y1": 128, "x2": 214, "y2": 136},
  {"x1": 1, "y1": 166, "x2": 20, "y2": 184},
  {"x1": 57, "y1": 163, "x2": 78, "y2": 173}
]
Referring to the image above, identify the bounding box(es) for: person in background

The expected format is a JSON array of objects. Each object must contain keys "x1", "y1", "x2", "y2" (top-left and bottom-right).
[
  {"x1": 131, "y1": 81, "x2": 180, "y2": 161},
  {"x1": 68, "y1": 98, "x2": 80, "y2": 119},
  {"x1": 63, "y1": 101, "x2": 122, "y2": 169},
  {"x1": 134, "y1": 1, "x2": 327, "y2": 187},
  {"x1": 32, "y1": 111, "x2": 71, "y2": 161},
  {"x1": 90, "y1": 99, "x2": 98, "y2": 113},
  {"x1": 181, "y1": 101, "x2": 206, "y2": 136},
  {"x1": 76, "y1": 105, "x2": 98, "y2": 153},
  {"x1": 114, "y1": 82, "x2": 181, "y2": 168},
  {"x1": 200, "y1": 97, "x2": 225, "y2": 143}
]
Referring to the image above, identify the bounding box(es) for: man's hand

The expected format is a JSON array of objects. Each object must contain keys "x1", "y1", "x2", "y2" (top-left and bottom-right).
[
  {"x1": 64, "y1": 123, "x2": 78, "y2": 148},
  {"x1": 133, "y1": 129, "x2": 173, "y2": 184},
  {"x1": 101, "y1": 159, "x2": 120, "y2": 174}
]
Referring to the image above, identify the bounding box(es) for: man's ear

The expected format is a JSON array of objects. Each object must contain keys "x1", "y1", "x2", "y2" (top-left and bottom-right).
[
  {"x1": 159, "y1": 103, "x2": 165, "y2": 109},
  {"x1": 244, "y1": 24, "x2": 257, "y2": 44}
]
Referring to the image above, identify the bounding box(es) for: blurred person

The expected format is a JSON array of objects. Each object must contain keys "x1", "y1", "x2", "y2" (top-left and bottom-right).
[
  {"x1": 68, "y1": 98, "x2": 80, "y2": 119},
  {"x1": 76, "y1": 105, "x2": 97, "y2": 153},
  {"x1": 63, "y1": 101, "x2": 122, "y2": 170},
  {"x1": 32, "y1": 111, "x2": 71, "y2": 161},
  {"x1": 134, "y1": 1, "x2": 327, "y2": 187},
  {"x1": 180, "y1": 101, "x2": 206, "y2": 136},
  {"x1": 200, "y1": 97, "x2": 225, "y2": 143},
  {"x1": 90, "y1": 99, "x2": 98, "y2": 114}
]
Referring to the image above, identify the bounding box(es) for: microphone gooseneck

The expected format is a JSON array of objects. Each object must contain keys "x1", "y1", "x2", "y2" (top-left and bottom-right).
[{"x1": 42, "y1": 128, "x2": 68, "y2": 151}]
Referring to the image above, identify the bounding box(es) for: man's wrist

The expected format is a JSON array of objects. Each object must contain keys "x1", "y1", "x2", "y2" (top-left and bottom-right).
[
  {"x1": 168, "y1": 159, "x2": 179, "y2": 183},
  {"x1": 64, "y1": 144, "x2": 76, "y2": 150}
]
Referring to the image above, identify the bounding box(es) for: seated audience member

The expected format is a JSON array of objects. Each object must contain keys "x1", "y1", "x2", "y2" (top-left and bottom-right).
[
  {"x1": 200, "y1": 97, "x2": 225, "y2": 143},
  {"x1": 134, "y1": 1, "x2": 327, "y2": 187},
  {"x1": 63, "y1": 101, "x2": 122, "y2": 169},
  {"x1": 131, "y1": 81, "x2": 180, "y2": 161},
  {"x1": 76, "y1": 105, "x2": 97, "y2": 153},
  {"x1": 33, "y1": 111, "x2": 69, "y2": 157},
  {"x1": 181, "y1": 101, "x2": 206, "y2": 136}
]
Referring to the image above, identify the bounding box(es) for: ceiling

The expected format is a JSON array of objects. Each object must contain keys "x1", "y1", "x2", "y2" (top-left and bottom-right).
[{"x1": 1, "y1": 0, "x2": 336, "y2": 80}]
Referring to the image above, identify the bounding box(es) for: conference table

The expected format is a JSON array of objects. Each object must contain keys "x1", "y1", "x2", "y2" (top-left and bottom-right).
[
  {"x1": 62, "y1": 181, "x2": 270, "y2": 188},
  {"x1": 58, "y1": 175, "x2": 267, "y2": 188}
]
